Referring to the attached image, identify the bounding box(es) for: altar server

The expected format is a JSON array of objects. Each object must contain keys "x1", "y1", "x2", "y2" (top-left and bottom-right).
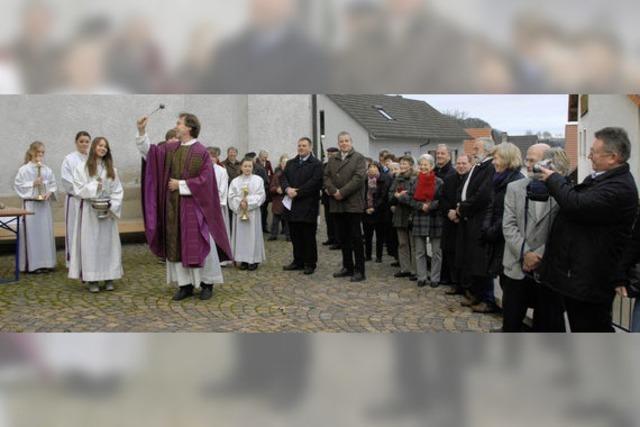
[
  {"x1": 228, "y1": 158, "x2": 266, "y2": 271},
  {"x1": 68, "y1": 137, "x2": 124, "y2": 293},
  {"x1": 60, "y1": 131, "x2": 91, "y2": 267},
  {"x1": 14, "y1": 141, "x2": 57, "y2": 273}
]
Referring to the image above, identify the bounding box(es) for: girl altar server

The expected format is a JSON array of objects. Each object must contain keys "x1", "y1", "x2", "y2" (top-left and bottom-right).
[
  {"x1": 68, "y1": 137, "x2": 124, "y2": 293},
  {"x1": 14, "y1": 141, "x2": 58, "y2": 273}
]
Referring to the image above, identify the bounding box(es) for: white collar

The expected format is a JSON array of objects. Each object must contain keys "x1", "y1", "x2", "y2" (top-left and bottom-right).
[{"x1": 181, "y1": 139, "x2": 197, "y2": 146}]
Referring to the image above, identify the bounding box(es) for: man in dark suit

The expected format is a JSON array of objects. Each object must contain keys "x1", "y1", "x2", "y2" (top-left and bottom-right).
[
  {"x1": 455, "y1": 137, "x2": 498, "y2": 313},
  {"x1": 441, "y1": 154, "x2": 472, "y2": 295},
  {"x1": 324, "y1": 131, "x2": 368, "y2": 282},
  {"x1": 281, "y1": 137, "x2": 324, "y2": 275}
]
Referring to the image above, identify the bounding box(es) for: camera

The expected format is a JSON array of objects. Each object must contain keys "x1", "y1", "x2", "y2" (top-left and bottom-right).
[{"x1": 532, "y1": 159, "x2": 554, "y2": 174}]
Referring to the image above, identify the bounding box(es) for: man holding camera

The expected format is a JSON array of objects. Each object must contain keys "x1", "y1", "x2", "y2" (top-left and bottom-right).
[
  {"x1": 537, "y1": 127, "x2": 638, "y2": 332},
  {"x1": 501, "y1": 144, "x2": 567, "y2": 332}
]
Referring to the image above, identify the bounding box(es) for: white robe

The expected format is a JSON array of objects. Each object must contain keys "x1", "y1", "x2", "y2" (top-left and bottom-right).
[
  {"x1": 228, "y1": 174, "x2": 266, "y2": 264},
  {"x1": 61, "y1": 151, "x2": 88, "y2": 267},
  {"x1": 68, "y1": 161, "x2": 123, "y2": 282},
  {"x1": 214, "y1": 163, "x2": 230, "y2": 240},
  {"x1": 13, "y1": 162, "x2": 57, "y2": 272},
  {"x1": 136, "y1": 133, "x2": 224, "y2": 288}
]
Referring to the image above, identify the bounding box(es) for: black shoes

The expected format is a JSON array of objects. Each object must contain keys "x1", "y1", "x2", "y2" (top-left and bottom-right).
[
  {"x1": 283, "y1": 263, "x2": 304, "y2": 271},
  {"x1": 429, "y1": 281, "x2": 439, "y2": 289},
  {"x1": 333, "y1": 268, "x2": 353, "y2": 278},
  {"x1": 390, "y1": 261, "x2": 400, "y2": 267},
  {"x1": 350, "y1": 272, "x2": 366, "y2": 282},
  {"x1": 238, "y1": 263, "x2": 248, "y2": 270},
  {"x1": 375, "y1": 258, "x2": 383, "y2": 263},
  {"x1": 303, "y1": 266, "x2": 316, "y2": 275},
  {"x1": 417, "y1": 280, "x2": 428, "y2": 288},
  {"x1": 322, "y1": 240, "x2": 336, "y2": 246},
  {"x1": 173, "y1": 284, "x2": 194, "y2": 301},
  {"x1": 267, "y1": 236, "x2": 278, "y2": 241},
  {"x1": 200, "y1": 284, "x2": 213, "y2": 300},
  {"x1": 408, "y1": 275, "x2": 418, "y2": 282},
  {"x1": 248, "y1": 263, "x2": 259, "y2": 271},
  {"x1": 329, "y1": 244, "x2": 341, "y2": 250},
  {"x1": 394, "y1": 271, "x2": 411, "y2": 278}
]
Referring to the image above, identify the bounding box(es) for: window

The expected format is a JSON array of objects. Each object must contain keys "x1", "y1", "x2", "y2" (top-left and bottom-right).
[
  {"x1": 319, "y1": 110, "x2": 325, "y2": 138},
  {"x1": 373, "y1": 105, "x2": 393, "y2": 120}
]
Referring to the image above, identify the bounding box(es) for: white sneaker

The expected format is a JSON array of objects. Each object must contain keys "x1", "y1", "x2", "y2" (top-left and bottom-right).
[
  {"x1": 88, "y1": 283, "x2": 100, "y2": 293},
  {"x1": 104, "y1": 281, "x2": 114, "y2": 291}
]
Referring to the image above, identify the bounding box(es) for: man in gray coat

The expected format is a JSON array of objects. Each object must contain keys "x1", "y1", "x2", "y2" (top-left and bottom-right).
[
  {"x1": 501, "y1": 144, "x2": 567, "y2": 332},
  {"x1": 324, "y1": 131, "x2": 367, "y2": 282}
]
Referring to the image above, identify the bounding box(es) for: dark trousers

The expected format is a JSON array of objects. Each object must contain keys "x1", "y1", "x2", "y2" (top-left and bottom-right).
[
  {"x1": 261, "y1": 202, "x2": 269, "y2": 231},
  {"x1": 471, "y1": 275, "x2": 495, "y2": 305},
  {"x1": 502, "y1": 276, "x2": 566, "y2": 332},
  {"x1": 363, "y1": 221, "x2": 386, "y2": 260},
  {"x1": 270, "y1": 214, "x2": 289, "y2": 238},
  {"x1": 335, "y1": 213, "x2": 365, "y2": 275},
  {"x1": 289, "y1": 221, "x2": 318, "y2": 268},
  {"x1": 563, "y1": 294, "x2": 614, "y2": 332},
  {"x1": 385, "y1": 220, "x2": 398, "y2": 258},
  {"x1": 324, "y1": 204, "x2": 339, "y2": 244},
  {"x1": 440, "y1": 253, "x2": 451, "y2": 284},
  {"x1": 443, "y1": 249, "x2": 459, "y2": 285}
]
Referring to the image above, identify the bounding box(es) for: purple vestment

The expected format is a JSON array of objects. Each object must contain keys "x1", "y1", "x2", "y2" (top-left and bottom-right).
[{"x1": 142, "y1": 141, "x2": 233, "y2": 267}]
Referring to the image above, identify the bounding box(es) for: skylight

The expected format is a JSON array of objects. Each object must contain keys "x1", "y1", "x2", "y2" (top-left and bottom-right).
[{"x1": 373, "y1": 105, "x2": 394, "y2": 120}]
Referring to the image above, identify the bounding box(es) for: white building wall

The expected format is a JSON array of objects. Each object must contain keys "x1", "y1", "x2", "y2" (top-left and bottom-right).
[
  {"x1": 0, "y1": 95, "x2": 256, "y2": 197},
  {"x1": 317, "y1": 95, "x2": 370, "y2": 155},
  {"x1": 247, "y1": 95, "x2": 313, "y2": 161},
  {"x1": 578, "y1": 95, "x2": 640, "y2": 187}
]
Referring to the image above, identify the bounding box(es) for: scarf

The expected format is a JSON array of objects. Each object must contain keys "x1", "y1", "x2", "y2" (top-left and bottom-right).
[
  {"x1": 367, "y1": 173, "x2": 379, "y2": 209},
  {"x1": 493, "y1": 170, "x2": 511, "y2": 189},
  {"x1": 413, "y1": 171, "x2": 436, "y2": 202}
]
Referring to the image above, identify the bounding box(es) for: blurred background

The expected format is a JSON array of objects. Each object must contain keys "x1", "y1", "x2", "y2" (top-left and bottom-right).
[
  {"x1": 0, "y1": 334, "x2": 638, "y2": 426},
  {"x1": 0, "y1": 0, "x2": 638, "y2": 93}
]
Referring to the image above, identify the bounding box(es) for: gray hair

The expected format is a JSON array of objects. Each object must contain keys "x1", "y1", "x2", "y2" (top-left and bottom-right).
[
  {"x1": 456, "y1": 154, "x2": 472, "y2": 163},
  {"x1": 259, "y1": 150, "x2": 269, "y2": 157},
  {"x1": 337, "y1": 131, "x2": 352, "y2": 141},
  {"x1": 542, "y1": 147, "x2": 571, "y2": 176},
  {"x1": 594, "y1": 127, "x2": 631, "y2": 162},
  {"x1": 436, "y1": 144, "x2": 450, "y2": 153},
  {"x1": 418, "y1": 153, "x2": 435, "y2": 167},
  {"x1": 476, "y1": 137, "x2": 495, "y2": 154}
]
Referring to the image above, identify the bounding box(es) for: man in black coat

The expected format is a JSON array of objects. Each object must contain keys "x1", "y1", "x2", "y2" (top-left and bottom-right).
[
  {"x1": 441, "y1": 154, "x2": 472, "y2": 295},
  {"x1": 281, "y1": 137, "x2": 324, "y2": 275},
  {"x1": 538, "y1": 127, "x2": 639, "y2": 332},
  {"x1": 434, "y1": 143, "x2": 457, "y2": 285},
  {"x1": 455, "y1": 138, "x2": 497, "y2": 313}
]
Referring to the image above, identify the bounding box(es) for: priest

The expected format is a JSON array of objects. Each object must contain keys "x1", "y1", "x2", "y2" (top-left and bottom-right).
[{"x1": 136, "y1": 113, "x2": 233, "y2": 301}]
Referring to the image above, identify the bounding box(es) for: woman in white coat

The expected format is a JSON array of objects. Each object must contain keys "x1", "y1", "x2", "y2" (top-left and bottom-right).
[
  {"x1": 68, "y1": 137, "x2": 123, "y2": 293},
  {"x1": 14, "y1": 141, "x2": 57, "y2": 273},
  {"x1": 228, "y1": 158, "x2": 266, "y2": 271}
]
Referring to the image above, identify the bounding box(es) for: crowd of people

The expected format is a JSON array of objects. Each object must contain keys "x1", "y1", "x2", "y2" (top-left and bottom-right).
[{"x1": 12, "y1": 111, "x2": 640, "y2": 332}]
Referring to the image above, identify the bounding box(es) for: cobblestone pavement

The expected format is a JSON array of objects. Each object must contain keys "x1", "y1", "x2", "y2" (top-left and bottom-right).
[{"x1": 0, "y1": 234, "x2": 501, "y2": 332}]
